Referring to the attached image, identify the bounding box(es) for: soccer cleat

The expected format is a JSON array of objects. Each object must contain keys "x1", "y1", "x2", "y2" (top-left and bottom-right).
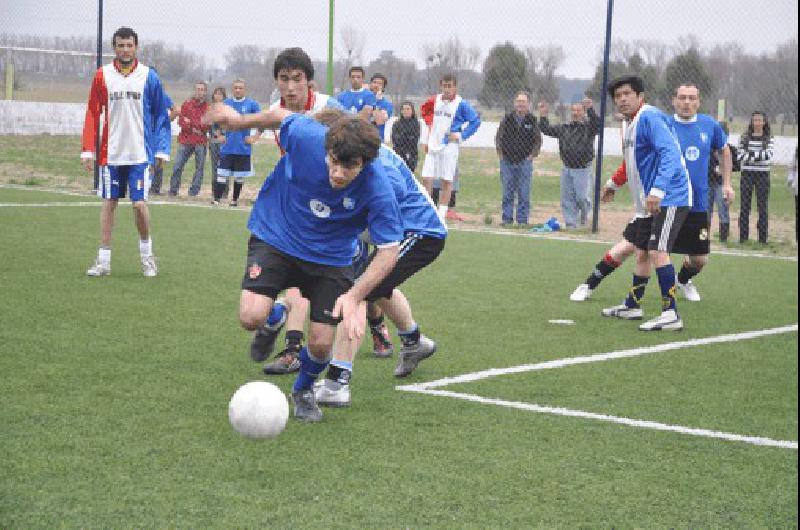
[
  {"x1": 371, "y1": 323, "x2": 394, "y2": 358},
  {"x1": 249, "y1": 310, "x2": 287, "y2": 362},
  {"x1": 87, "y1": 259, "x2": 111, "y2": 277},
  {"x1": 141, "y1": 255, "x2": 158, "y2": 277},
  {"x1": 262, "y1": 347, "x2": 301, "y2": 374},
  {"x1": 677, "y1": 280, "x2": 701, "y2": 302},
  {"x1": 639, "y1": 309, "x2": 684, "y2": 331},
  {"x1": 229, "y1": 200, "x2": 238, "y2": 207},
  {"x1": 570, "y1": 283, "x2": 593, "y2": 302},
  {"x1": 314, "y1": 379, "x2": 351, "y2": 408},
  {"x1": 211, "y1": 200, "x2": 220, "y2": 206},
  {"x1": 394, "y1": 335, "x2": 436, "y2": 378},
  {"x1": 291, "y1": 389, "x2": 323, "y2": 422},
  {"x1": 601, "y1": 304, "x2": 643, "y2": 320}
]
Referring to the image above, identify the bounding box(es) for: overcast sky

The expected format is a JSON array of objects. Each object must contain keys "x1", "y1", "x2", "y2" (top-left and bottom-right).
[{"x1": 2, "y1": 0, "x2": 797, "y2": 78}]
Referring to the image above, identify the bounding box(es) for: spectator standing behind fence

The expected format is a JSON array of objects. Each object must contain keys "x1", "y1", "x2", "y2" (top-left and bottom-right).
[
  {"x1": 391, "y1": 101, "x2": 420, "y2": 171},
  {"x1": 336, "y1": 66, "x2": 376, "y2": 120},
  {"x1": 369, "y1": 73, "x2": 393, "y2": 142},
  {"x1": 538, "y1": 97, "x2": 600, "y2": 229},
  {"x1": 149, "y1": 91, "x2": 179, "y2": 195},
  {"x1": 707, "y1": 121, "x2": 739, "y2": 242},
  {"x1": 737, "y1": 111, "x2": 775, "y2": 244},
  {"x1": 215, "y1": 79, "x2": 261, "y2": 207},
  {"x1": 208, "y1": 87, "x2": 227, "y2": 203},
  {"x1": 420, "y1": 73, "x2": 481, "y2": 220},
  {"x1": 495, "y1": 91, "x2": 542, "y2": 226},
  {"x1": 169, "y1": 81, "x2": 209, "y2": 197}
]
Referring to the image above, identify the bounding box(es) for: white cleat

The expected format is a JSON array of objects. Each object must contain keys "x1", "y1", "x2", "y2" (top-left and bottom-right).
[
  {"x1": 601, "y1": 304, "x2": 643, "y2": 320},
  {"x1": 570, "y1": 283, "x2": 593, "y2": 301},
  {"x1": 639, "y1": 309, "x2": 684, "y2": 331},
  {"x1": 141, "y1": 255, "x2": 158, "y2": 277},
  {"x1": 87, "y1": 259, "x2": 111, "y2": 277},
  {"x1": 314, "y1": 379, "x2": 351, "y2": 408},
  {"x1": 677, "y1": 280, "x2": 701, "y2": 302}
]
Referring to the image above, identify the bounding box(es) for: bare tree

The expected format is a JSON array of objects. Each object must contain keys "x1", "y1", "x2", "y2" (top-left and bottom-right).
[
  {"x1": 336, "y1": 25, "x2": 366, "y2": 90},
  {"x1": 421, "y1": 36, "x2": 481, "y2": 93},
  {"x1": 524, "y1": 45, "x2": 564, "y2": 103}
]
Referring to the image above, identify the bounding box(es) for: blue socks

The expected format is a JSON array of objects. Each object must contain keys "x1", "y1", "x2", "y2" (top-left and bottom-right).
[
  {"x1": 292, "y1": 347, "x2": 330, "y2": 392},
  {"x1": 266, "y1": 301, "x2": 286, "y2": 328},
  {"x1": 624, "y1": 275, "x2": 650, "y2": 308},
  {"x1": 656, "y1": 264, "x2": 677, "y2": 312}
]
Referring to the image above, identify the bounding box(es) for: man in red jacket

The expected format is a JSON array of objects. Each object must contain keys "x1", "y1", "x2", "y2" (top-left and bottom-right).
[{"x1": 169, "y1": 81, "x2": 209, "y2": 196}]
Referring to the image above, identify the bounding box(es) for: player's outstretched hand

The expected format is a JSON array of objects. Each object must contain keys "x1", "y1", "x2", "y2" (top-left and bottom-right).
[
  {"x1": 202, "y1": 103, "x2": 240, "y2": 128},
  {"x1": 723, "y1": 184, "x2": 735, "y2": 206}
]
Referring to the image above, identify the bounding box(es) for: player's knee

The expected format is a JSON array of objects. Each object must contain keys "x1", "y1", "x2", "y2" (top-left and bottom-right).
[
  {"x1": 239, "y1": 309, "x2": 265, "y2": 331},
  {"x1": 689, "y1": 255, "x2": 708, "y2": 269}
]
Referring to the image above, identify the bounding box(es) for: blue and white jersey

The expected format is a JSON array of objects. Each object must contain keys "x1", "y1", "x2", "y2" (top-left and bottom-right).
[
  {"x1": 336, "y1": 88, "x2": 377, "y2": 114},
  {"x1": 620, "y1": 104, "x2": 691, "y2": 216},
  {"x1": 374, "y1": 97, "x2": 394, "y2": 141},
  {"x1": 378, "y1": 145, "x2": 447, "y2": 239},
  {"x1": 670, "y1": 113, "x2": 727, "y2": 213},
  {"x1": 247, "y1": 114, "x2": 403, "y2": 267},
  {"x1": 220, "y1": 97, "x2": 261, "y2": 156}
]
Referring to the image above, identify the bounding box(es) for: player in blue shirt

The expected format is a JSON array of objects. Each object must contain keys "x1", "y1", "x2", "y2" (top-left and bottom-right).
[
  {"x1": 336, "y1": 66, "x2": 376, "y2": 119},
  {"x1": 215, "y1": 78, "x2": 261, "y2": 206},
  {"x1": 369, "y1": 73, "x2": 394, "y2": 142},
  {"x1": 596, "y1": 75, "x2": 691, "y2": 331},
  {"x1": 204, "y1": 103, "x2": 403, "y2": 422},
  {"x1": 258, "y1": 109, "x2": 448, "y2": 407},
  {"x1": 570, "y1": 82, "x2": 732, "y2": 307}
]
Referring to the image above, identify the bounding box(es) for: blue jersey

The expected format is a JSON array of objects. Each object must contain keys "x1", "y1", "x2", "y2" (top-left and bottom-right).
[
  {"x1": 619, "y1": 104, "x2": 691, "y2": 215},
  {"x1": 378, "y1": 145, "x2": 447, "y2": 239},
  {"x1": 247, "y1": 114, "x2": 403, "y2": 267},
  {"x1": 669, "y1": 113, "x2": 727, "y2": 213},
  {"x1": 374, "y1": 97, "x2": 394, "y2": 141},
  {"x1": 336, "y1": 88, "x2": 377, "y2": 114},
  {"x1": 220, "y1": 97, "x2": 261, "y2": 155}
]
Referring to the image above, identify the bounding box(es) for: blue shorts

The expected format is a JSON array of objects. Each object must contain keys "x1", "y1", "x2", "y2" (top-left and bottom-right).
[{"x1": 98, "y1": 163, "x2": 150, "y2": 201}]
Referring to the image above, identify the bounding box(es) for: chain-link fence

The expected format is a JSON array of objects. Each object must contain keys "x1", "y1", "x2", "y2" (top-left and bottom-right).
[{"x1": 1, "y1": 0, "x2": 797, "y2": 242}]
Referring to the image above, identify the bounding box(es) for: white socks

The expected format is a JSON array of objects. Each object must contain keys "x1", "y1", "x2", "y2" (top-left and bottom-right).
[
  {"x1": 98, "y1": 247, "x2": 111, "y2": 264},
  {"x1": 139, "y1": 239, "x2": 153, "y2": 257},
  {"x1": 438, "y1": 205, "x2": 449, "y2": 218}
]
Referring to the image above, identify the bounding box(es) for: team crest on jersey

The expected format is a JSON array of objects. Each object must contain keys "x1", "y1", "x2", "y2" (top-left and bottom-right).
[
  {"x1": 248, "y1": 263, "x2": 262, "y2": 279},
  {"x1": 343, "y1": 197, "x2": 355, "y2": 210},
  {"x1": 685, "y1": 146, "x2": 700, "y2": 161},
  {"x1": 699, "y1": 228, "x2": 708, "y2": 241},
  {"x1": 310, "y1": 199, "x2": 331, "y2": 218}
]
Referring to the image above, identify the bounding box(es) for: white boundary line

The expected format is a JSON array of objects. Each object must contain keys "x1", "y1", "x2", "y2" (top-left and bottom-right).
[
  {"x1": 397, "y1": 324, "x2": 799, "y2": 450},
  {"x1": 2, "y1": 184, "x2": 796, "y2": 261}
]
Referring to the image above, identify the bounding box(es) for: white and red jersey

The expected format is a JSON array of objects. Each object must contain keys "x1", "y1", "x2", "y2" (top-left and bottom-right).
[
  {"x1": 81, "y1": 60, "x2": 171, "y2": 166},
  {"x1": 420, "y1": 94, "x2": 481, "y2": 153},
  {"x1": 268, "y1": 89, "x2": 343, "y2": 151}
]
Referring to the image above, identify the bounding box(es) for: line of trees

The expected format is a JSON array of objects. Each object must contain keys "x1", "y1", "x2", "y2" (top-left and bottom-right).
[{"x1": 2, "y1": 32, "x2": 797, "y2": 125}]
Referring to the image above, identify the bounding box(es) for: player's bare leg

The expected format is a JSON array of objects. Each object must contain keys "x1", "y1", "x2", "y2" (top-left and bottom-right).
[
  {"x1": 676, "y1": 254, "x2": 708, "y2": 302},
  {"x1": 571, "y1": 239, "x2": 635, "y2": 301},
  {"x1": 261, "y1": 288, "x2": 307, "y2": 373},
  {"x1": 132, "y1": 200, "x2": 156, "y2": 277},
  {"x1": 87, "y1": 199, "x2": 118, "y2": 276}
]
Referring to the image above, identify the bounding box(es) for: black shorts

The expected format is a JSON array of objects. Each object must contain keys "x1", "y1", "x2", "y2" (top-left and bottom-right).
[
  {"x1": 671, "y1": 211, "x2": 711, "y2": 255},
  {"x1": 622, "y1": 207, "x2": 690, "y2": 253},
  {"x1": 622, "y1": 216, "x2": 653, "y2": 251},
  {"x1": 364, "y1": 234, "x2": 446, "y2": 302},
  {"x1": 217, "y1": 154, "x2": 253, "y2": 180},
  {"x1": 241, "y1": 237, "x2": 354, "y2": 325}
]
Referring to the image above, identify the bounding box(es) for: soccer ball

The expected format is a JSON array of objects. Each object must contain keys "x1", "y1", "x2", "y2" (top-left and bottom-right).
[{"x1": 228, "y1": 381, "x2": 289, "y2": 439}]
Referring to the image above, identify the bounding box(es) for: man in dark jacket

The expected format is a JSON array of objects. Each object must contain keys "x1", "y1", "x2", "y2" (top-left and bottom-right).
[
  {"x1": 538, "y1": 97, "x2": 600, "y2": 228},
  {"x1": 495, "y1": 91, "x2": 542, "y2": 226}
]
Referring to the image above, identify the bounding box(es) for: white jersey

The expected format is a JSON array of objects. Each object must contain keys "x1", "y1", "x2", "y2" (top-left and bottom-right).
[{"x1": 427, "y1": 94, "x2": 462, "y2": 153}]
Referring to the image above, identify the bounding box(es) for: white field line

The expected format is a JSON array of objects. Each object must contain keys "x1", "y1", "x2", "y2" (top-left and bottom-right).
[
  {"x1": 399, "y1": 387, "x2": 798, "y2": 450},
  {"x1": 399, "y1": 324, "x2": 798, "y2": 391},
  {"x1": 397, "y1": 324, "x2": 799, "y2": 450},
  {"x1": 2, "y1": 184, "x2": 797, "y2": 261}
]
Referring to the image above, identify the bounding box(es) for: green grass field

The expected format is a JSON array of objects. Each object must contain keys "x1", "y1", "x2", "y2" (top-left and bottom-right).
[{"x1": 1, "y1": 185, "x2": 797, "y2": 527}]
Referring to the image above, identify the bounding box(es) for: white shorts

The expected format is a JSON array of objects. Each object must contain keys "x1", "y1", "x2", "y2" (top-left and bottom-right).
[
  {"x1": 429, "y1": 143, "x2": 459, "y2": 182},
  {"x1": 421, "y1": 150, "x2": 434, "y2": 178}
]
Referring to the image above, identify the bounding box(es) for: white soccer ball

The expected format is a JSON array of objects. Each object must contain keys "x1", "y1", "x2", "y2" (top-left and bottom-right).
[{"x1": 228, "y1": 381, "x2": 289, "y2": 439}]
